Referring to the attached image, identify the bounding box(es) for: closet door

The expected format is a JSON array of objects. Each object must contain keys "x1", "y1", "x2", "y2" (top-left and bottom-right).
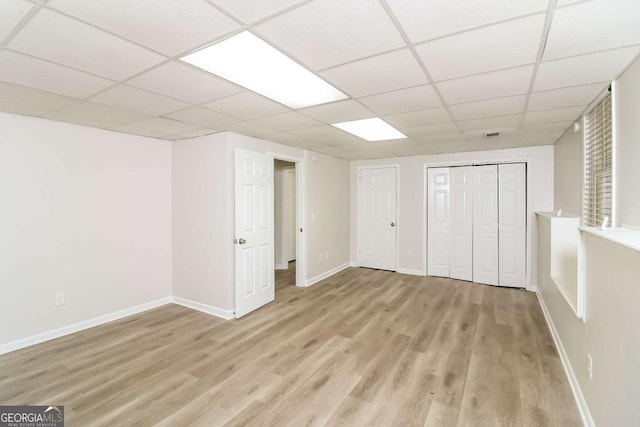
[
  {"x1": 473, "y1": 165, "x2": 499, "y2": 285},
  {"x1": 449, "y1": 167, "x2": 473, "y2": 281},
  {"x1": 427, "y1": 168, "x2": 450, "y2": 277},
  {"x1": 499, "y1": 163, "x2": 526, "y2": 288}
]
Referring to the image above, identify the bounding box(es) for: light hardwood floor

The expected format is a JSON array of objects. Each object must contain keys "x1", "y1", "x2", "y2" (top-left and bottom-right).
[{"x1": 0, "y1": 266, "x2": 581, "y2": 426}]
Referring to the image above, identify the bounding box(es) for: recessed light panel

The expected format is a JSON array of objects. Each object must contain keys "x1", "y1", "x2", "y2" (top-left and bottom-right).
[
  {"x1": 180, "y1": 31, "x2": 348, "y2": 109},
  {"x1": 332, "y1": 117, "x2": 407, "y2": 141}
]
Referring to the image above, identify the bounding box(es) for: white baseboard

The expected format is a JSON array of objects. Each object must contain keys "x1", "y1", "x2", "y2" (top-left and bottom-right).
[
  {"x1": 349, "y1": 261, "x2": 358, "y2": 267},
  {"x1": 536, "y1": 291, "x2": 594, "y2": 427},
  {"x1": 397, "y1": 268, "x2": 425, "y2": 276},
  {"x1": 275, "y1": 263, "x2": 288, "y2": 270},
  {"x1": 171, "y1": 296, "x2": 234, "y2": 320},
  {"x1": 0, "y1": 297, "x2": 172, "y2": 355},
  {"x1": 305, "y1": 262, "x2": 351, "y2": 287}
]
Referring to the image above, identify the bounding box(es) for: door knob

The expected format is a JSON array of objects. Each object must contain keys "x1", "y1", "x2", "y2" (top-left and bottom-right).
[
  {"x1": 235, "y1": 238, "x2": 246, "y2": 245},
  {"x1": 390, "y1": 222, "x2": 395, "y2": 227}
]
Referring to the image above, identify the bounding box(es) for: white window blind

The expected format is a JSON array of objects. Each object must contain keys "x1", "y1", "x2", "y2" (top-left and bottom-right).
[{"x1": 583, "y1": 91, "x2": 612, "y2": 227}]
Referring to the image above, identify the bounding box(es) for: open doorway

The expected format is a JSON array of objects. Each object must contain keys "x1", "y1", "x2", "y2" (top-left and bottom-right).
[{"x1": 274, "y1": 160, "x2": 296, "y2": 292}]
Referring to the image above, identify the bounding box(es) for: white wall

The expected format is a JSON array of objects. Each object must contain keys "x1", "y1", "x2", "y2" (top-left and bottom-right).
[
  {"x1": 172, "y1": 133, "x2": 230, "y2": 310},
  {"x1": 615, "y1": 55, "x2": 640, "y2": 229},
  {"x1": 554, "y1": 125, "x2": 583, "y2": 217},
  {"x1": 539, "y1": 233, "x2": 640, "y2": 426},
  {"x1": 540, "y1": 54, "x2": 640, "y2": 426},
  {"x1": 0, "y1": 113, "x2": 172, "y2": 347},
  {"x1": 305, "y1": 151, "x2": 350, "y2": 281},
  {"x1": 350, "y1": 145, "x2": 554, "y2": 287},
  {"x1": 172, "y1": 132, "x2": 351, "y2": 312}
]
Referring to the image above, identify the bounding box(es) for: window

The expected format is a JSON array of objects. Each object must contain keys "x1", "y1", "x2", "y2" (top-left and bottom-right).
[{"x1": 583, "y1": 90, "x2": 613, "y2": 227}]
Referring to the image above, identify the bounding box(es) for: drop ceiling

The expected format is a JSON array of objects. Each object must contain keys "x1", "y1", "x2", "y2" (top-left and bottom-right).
[{"x1": 1, "y1": 0, "x2": 639, "y2": 160}]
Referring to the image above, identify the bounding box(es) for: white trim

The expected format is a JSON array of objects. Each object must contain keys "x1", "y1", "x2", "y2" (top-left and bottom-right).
[
  {"x1": 397, "y1": 268, "x2": 425, "y2": 276},
  {"x1": 423, "y1": 157, "x2": 534, "y2": 290},
  {"x1": 304, "y1": 262, "x2": 351, "y2": 287},
  {"x1": 356, "y1": 164, "x2": 400, "y2": 271},
  {"x1": 536, "y1": 291, "x2": 594, "y2": 427},
  {"x1": 172, "y1": 296, "x2": 234, "y2": 320},
  {"x1": 610, "y1": 81, "x2": 617, "y2": 227},
  {"x1": 0, "y1": 297, "x2": 172, "y2": 355},
  {"x1": 275, "y1": 263, "x2": 288, "y2": 270},
  {"x1": 349, "y1": 261, "x2": 358, "y2": 267}
]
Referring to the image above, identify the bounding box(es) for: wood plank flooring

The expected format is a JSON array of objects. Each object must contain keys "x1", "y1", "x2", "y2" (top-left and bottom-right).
[{"x1": 0, "y1": 265, "x2": 581, "y2": 426}]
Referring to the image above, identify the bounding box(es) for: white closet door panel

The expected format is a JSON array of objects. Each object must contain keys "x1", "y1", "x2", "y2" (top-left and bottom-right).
[
  {"x1": 427, "y1": 168, "x2": 450, "y2": 277},
  {"x1": 473, "y1": 165, "x2": 499, "y2": 285},
  {"x1": 449, "y1": 167, "x2": 473, "y2": 281},
  {"x1": 499, "y1": 163, "x2": 526, "y2": 288},
  {"x1": 358, "y1": 167, "x2": 397, "y2": 271}
]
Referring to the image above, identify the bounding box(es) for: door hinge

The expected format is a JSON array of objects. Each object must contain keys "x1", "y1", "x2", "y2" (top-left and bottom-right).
[{"x1": 300, "y1": 228, "x2": 303, "y2": 232}]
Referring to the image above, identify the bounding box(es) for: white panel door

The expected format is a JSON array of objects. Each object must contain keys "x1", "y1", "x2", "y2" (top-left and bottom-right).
[
  {"x1": 235, "y1": 149, "x2": 274, "y2": 318},
  {"x1": 358, "y1": 167, "x2": 397, "y2": 271},
  {"x1": 449, "y1": 167, "x2": 473, "y2": 281},
  {"x1": 499, "y1": 163, "x2": 526, "y2": 288},
  {"x1": 427, "y1": 168, "x2": 450, "y2": 277},
  {"x1": 473, "y1": 165, "x2": 499, "y2": 285}
]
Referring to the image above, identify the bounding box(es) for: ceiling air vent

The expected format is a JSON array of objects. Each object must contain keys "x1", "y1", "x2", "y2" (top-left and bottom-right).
[{"x1": 483, "y1": 131, "x2": 500, "y2": 138}]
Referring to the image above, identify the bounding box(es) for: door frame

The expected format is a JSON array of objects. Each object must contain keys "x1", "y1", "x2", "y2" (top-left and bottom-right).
[
  {"x1": 355, "y1": 164, "x2": 400, "y2": 271},
  {"x1": 423, "y1": 157, "x2": 534, "y2": 291},
  {"x1": 268, "y1": 151, "x2": 305, "y2": 288}
]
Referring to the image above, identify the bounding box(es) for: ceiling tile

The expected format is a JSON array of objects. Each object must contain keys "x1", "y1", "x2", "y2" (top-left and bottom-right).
[
  {"x1": 203, "y1": 92, "x2": 289, "y2": 120},
  {"x1": 109, "y1": 117, "x2": 202, "y2": 138},
  {"x1": 0, "y1": 82, "x2": 77, "y2": 116},
  {"x1": 47, "y1": 0, "x2": 239, "y2": 56},
  {"x1": 127, "y1": 62, "x2": 242, "y2": 104},
  {"x1": 90, "y1": 85, "x2": 189, "y2": 116},
  {"x1": 9, "y1": 9, "x2": 165, "y2": 80},
  {"x1": 163, "y1": 106, "x2": 238, "y2": 128},
  {"x1": 401, "y1": 122, "x2": 460, "y2": 138},
  {"x1": 41, "y1": 110, "x2": 120, "y2": 129},
  {"x1": 288, "y1": 125, "x2": 349, "y2": 140},
  {"x1": 54, "y1": 101, "x2": 150, "y2": 126},
  {"x1": 222, "y1": 121, "x2": 278, "y2": 138},
  {"x1": 528, "y1": 83, "x2": 606, "y2": 111},
  {"x1": 463, "y1": 126, "x2": 519, "y2": 139},
  {"x1": 321, "y1": 49, "x2": 428, "y2": 98},
  {"x1": 385, "y1": 0, "x2": 548, "y2": 43},
  {"x1": 254, "y1": 0, "x2": 405, "y2": 70},
  {"x1": 264, "y1": 132, "x2": 303, "y2": 145},
  {"x1": 534, "y1": 46, "x2": 640, "y2": 91},
  {"x1": 253, "y1": 111, "x2": 320, "y2": 131},
  {"x1": 383, "y1": 107, "x2": 451, "y2": 128},
  {"x1": 213, "y1": 0, "x2": 304, "y2": 23},
  {"x1": 449, "y1": 95, "x2": 527, "y2": 121},
  {"x1": 0, "y1": 50, "x2": 114, "y2": 98},
  {"x1": 436, "y1": 65, "x2": 534, "y2": 104},
  {"x1": 313, "y1": 133, "x2": 363, "y2": 146},
  {"x1": 544, "y1": 0, "x2": 640, "y2": 60},
  {"x1": 523, "y1": 105, "x2": 585, "y2": 125},
  {"x1": 457, "y1": 114, "x2": 522, "y2": 131},
  {"x1": 298, "y1": 100, "x2": 372, "y2": 124},
  {"x1": 358, "y1": 85, "x2": 441, "y2": 116},
  {"x1": 0, "y1": 0, "x2": 33, "y2": 42},
  {"x1": 521, "y1": 121, "x2": 573, "y2": 134},
  {"x1": 168, "y1": 129, "x2": 221, "y2": 140},
  {"x1": 416, "y1": 14, "x2": 544, "y2": 81}
]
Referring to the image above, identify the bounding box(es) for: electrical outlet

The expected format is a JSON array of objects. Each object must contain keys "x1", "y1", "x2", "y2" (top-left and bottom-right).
[
  {"x1": 55, "y1": 292, "x2": 65, "y2": 306},
  {"x1": 587, "y1": 354, "x2": 593, "y2": 379}
]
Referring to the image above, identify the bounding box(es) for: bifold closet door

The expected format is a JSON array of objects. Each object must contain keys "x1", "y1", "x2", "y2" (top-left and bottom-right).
[
  {"x1": 427, "y1": 168, "x2": 450, "y2": 277},
  {"x1": 449, "y1": 167, "x2": 473, "y2": 281},
  {"x1": 472, "y1": 165, "x2": 499, "y2": 285},
  {"x1": 498, "y1": 163, "x2": 526, "y2": 288}
]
